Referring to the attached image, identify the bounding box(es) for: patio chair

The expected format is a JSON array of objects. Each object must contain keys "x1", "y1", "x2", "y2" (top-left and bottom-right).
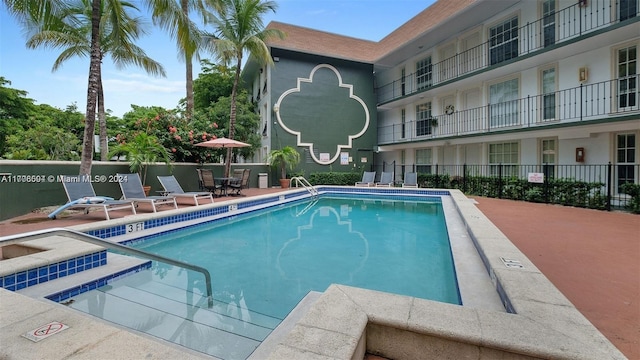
[
  {"x1": 402, "y1": 172, "x2": 418, "y2": 188},
  {"x1": 48, "y1": 175, "x2": 136, "y2": 220},
  {"x1": 355, "y1": 171, "x2": 376, "y2": 187},
  {"x1": 117, "y1": 173, "x2": 178, "y2": 212},
  {"x1": 376, "y1": 171, "x2": 394, "y2": 187},
  {"x1": 157, "y1": 175, "x2": 214, "y2": 206},
  {"x1": 228, "y1": 169, "x2": 251, "y2": 196},
  {"x1": 195, "y1": 168, "x2": 205, "y2": 191},
  {"x1": 199, "y1": 169, "x2": 223, "y2": 196}
]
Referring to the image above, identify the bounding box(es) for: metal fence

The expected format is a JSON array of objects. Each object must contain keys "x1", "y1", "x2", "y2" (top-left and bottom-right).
[
  {"x1": 371, "y1": 162, "x2": 639, "y2": 211},
  {"x1": 376, "y1": 0, "x2": 639, "y2": 104}
]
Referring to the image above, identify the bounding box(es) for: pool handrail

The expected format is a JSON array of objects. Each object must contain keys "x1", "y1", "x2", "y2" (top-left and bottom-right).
[
  {"x1": 290, "y1": 176, "x2": 318, "y2": 198},
  {"x1": 0, "y1": 227, "x2": 214, "y2": 308}
]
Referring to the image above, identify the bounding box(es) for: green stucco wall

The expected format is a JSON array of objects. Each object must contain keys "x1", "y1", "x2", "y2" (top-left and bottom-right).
[
  {"x1": 0, "y1": 161, "x2": 268, "y2": 221},
  {"x1": 269, "y1": 49, "x2": 377, "y2": 179}
]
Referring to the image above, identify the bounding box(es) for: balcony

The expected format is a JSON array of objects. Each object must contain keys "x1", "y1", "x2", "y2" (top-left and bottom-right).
[
  {"x1": 378, "y1": 75, "x2": 639, "y2": 144},
  {"x1": 376, "y1": 0, "x2": 639, "y2": 104}
]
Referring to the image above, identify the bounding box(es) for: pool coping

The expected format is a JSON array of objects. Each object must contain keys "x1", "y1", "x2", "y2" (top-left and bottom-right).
[
  {"x1": 0, "y1": 187, "x2": 627, "y2": 359},
  {"x1": 266, "y1": 189, "x2": 627, "y2": 360}
]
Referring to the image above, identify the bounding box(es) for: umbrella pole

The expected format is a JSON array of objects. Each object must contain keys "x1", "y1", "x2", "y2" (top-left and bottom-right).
[{"x1": 224, "y1": 147, "x2": 232, "y2": 178}]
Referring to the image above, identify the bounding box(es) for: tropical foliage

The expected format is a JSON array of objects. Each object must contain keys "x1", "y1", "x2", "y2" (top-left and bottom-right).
[
  {"x1": 203, "y1": 0, "x2": 284, "y2": 176},
  {"x1": 268, "y1": 146, "x2": 300, "y2": 180}
]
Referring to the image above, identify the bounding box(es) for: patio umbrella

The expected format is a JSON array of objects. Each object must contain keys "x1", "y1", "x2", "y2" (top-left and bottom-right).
[
  {"x1": 194, "y1": 137, "x2": 250, "y2": 148},
  {"x1": 195, "y1": 137, "x2": 250, "y2": 177}
]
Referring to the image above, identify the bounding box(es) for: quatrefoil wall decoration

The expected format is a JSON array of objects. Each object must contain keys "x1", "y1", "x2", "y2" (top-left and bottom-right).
[{"x1": 274, "y1": 64, "x2": 370, "y2": 165}]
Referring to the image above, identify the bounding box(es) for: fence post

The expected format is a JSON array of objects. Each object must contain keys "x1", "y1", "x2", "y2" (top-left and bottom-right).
[
  {"x1": 607, "y1": 162, "x2": 612, "y2": 211},
  {"x1": 498, "y1": 163, "x2": 503, "y2": 199},
  {"x1": 463, "y1": 163, "x2": 467, "y2": 193},
  {"x1": 543, "y1": 163, "x2": 550, "y2": 204}
]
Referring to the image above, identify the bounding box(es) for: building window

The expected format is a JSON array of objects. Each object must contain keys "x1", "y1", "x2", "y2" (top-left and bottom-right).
[
  {"x1": 489, "y1": 142, "x2": 519, "y2": 176},
  {"x1": 541, "y1": 138, "x2": 556, "y2": 178},
  {"x1": 617, "y1": 133, "x2": 636, "y2": 193},
  {"x1": 415, "y1": 102, "x2": 433, "y2": 136},
  {"x1": 618, "y1": 46, "x2": 637, "y2": 109},
  {"x1": 542, "y1": 0, "x2": 556, "y2": 47},
  {"x1": 489, "y1": 78, "x2": 519, "y2": 127},
  {"x1": 541, "y1": 67, "x2": 556, "y2": 120},
  {"x1": 415, "y1": 148, "x2": 432, "y2": 174},
  {"x1": 619, "y1": 0, "x2": 637, "y2": 21},
  {"x1": 416, "y1": 57, "x2": 432, "y2": 90},
  {"x1": 489, "y1": 16, "x2": 519, "y2": 65},
  {"x1": 401, "y1": 108, "x2": 406, "y2": 139},
  {"x1": 401, "y1": 67, "x2": 406, "y2": 96}
]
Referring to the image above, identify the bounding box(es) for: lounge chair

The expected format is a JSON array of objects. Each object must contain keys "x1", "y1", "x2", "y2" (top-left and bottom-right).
[
  {"x1": 157, "y1": 175, "x2": 213, "y2": 206},
  {"x1": 117, "y1": 173, "x2": 178, "y2": 212},
  {"x1": 355, "y1": 171, "x2": 376, "y2": 187},
  {"x1": 376, "y1": 171, "x2": 394, "y2": 187},
  {"x1": 199, "y1": 169, "x2": 223, "y2": 196},
  {"x1": 228, "y1": 169, "x2": 251, "y2": 196},
  {"x1": 402, "y1": 172, "x2": 418, "y2": 188},
  {"x1": 48, "y1": 175, "x2": 136, "y2": 220}
]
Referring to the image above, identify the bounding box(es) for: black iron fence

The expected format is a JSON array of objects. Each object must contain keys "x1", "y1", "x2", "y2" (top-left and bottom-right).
[
  {"x1": 372, "y1": 162, "x2": 640, "y2": 212},
  {"x1": 377, "y1": 0, "x2": 639, "y2": 104},
  {"x1": 378, "y1": 75, "x2": 639, "y2": 144}
]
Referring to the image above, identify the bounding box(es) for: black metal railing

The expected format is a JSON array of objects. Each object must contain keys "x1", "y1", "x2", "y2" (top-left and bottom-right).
[
  {"x1": 378, "y1": 75, "x2": 639, "y2": 144},
  {"x1": 370, "y1": 163, "x2": 639, "y2": 211},
  {"x1": 376, "y1": 0, "x2": 638, "y2": 104}
]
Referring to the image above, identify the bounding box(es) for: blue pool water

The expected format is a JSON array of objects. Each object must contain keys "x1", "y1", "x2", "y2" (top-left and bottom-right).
[{"x1": 133, "y1": 195, "x2": 460, "y2": 319}]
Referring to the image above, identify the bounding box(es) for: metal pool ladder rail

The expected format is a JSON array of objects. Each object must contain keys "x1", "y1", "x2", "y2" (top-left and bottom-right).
[
  {"x1": 0, "y1": 228, "x2": 214, "y2": 308},
  {"x1": 290, "y1": 176, "x2": 318, "y2": 198}
]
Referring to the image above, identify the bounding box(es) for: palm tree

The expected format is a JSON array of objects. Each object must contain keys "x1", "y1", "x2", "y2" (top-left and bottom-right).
[
  {"x1": 144, "y1": 0, "x2": 213, "y2": 121},
  {"x1": 24, "y1": 0, "x2": 166, "y2": 161},
  {"x1": 5, "y1": 0, "x2": 103, "y2": 174},
  {"x1": 204, "y1": 0, "x2": 284, "y2": 177}
]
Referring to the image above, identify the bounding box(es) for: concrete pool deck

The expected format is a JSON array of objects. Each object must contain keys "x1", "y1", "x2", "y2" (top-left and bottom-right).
[{"x1": 0, "y1": 187, "x2": 637, "y2": 359}]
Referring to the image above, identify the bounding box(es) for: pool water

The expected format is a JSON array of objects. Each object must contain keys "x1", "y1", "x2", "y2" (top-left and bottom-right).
[
  {"x1": 67, "y1": 195, "x2": 459, "y2": 358},
  {"x1": 135, "y1": 195, "x2": 459, "y2": 318}
]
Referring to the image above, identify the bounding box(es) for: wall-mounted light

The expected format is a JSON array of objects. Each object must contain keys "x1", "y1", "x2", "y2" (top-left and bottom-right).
[
  {"x1": 578, "y1": 67, "x2": 588, "y2": 83},
  {"x1": 273, "y1": 56, "x2": 280, "y2": 62},
  {"x1": 273, "y1": 104, "x2": 279, "y2": 113}
]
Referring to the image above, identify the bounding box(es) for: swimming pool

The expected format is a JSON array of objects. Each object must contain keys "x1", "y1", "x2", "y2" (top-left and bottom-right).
[{"x1": 66, "y1": 194, "x2": 460, "y2": 358}]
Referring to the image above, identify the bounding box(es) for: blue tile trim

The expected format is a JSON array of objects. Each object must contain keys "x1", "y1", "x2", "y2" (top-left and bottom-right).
[
  {"x1": 45, "y1": 261, "x2": 152, "y2": 303},
  {"x1": 0, "y1": 250, "x2": 107, "y2": 292}
]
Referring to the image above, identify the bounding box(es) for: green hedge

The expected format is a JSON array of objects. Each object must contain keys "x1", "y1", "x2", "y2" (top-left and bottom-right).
[
  {"x1": 302, "y1": 171, "x2": 633, "y2": 213},
  {"x1": 620, "y1": 183, "x2": 640, "y2": 214}
]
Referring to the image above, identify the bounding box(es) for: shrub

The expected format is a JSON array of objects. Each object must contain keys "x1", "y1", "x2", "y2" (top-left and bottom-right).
[{"x1": 620, "y1": 183, "x2": 640, "y2": 214}]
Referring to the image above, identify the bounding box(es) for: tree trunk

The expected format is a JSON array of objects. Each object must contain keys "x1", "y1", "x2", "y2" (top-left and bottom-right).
[
  {"x1": 224, "y1": 55, "x2": 242, "y2": 178},
  {"x1": 98, "y1": 71, "x2": 108, "y2": 161},
  {"x1": 79, "y1": 0, "x2": 101, "y2": 175},
  {"x1": 182, "y1": 0, "x2": 193, "y2": 121}
]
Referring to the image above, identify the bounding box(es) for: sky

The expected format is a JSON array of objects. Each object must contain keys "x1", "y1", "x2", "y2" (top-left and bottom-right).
[{"x1": 0, "y1": 0, "x2": 434, "y2": 118}]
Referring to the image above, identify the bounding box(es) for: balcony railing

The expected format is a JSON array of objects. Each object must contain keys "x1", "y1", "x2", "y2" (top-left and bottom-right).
[
  {"x1": 378, "y1": 75, "x2": 639, "y2": 144},
  {"x1": 376, "y1": 0, "x2": 638, "y2": 104}
]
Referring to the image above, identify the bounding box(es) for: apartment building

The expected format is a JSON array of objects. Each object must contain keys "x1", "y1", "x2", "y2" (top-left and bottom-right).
[{"x1": 243, "y1": 0, "x2": 639, "y2": 191}]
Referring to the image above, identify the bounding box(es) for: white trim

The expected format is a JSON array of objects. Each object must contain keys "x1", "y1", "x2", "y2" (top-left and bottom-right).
[{"x1": 274, "y1": 64, "x2": 370, "y2": 165}]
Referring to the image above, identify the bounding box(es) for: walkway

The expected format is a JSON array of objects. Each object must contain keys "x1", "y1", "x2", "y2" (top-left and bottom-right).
[
  {"x1": 472, "y1": 197, "x2": 639, "y2": 359},
  {"x1": 0, "y1": 190, "x2": 637, "y2": 359}
]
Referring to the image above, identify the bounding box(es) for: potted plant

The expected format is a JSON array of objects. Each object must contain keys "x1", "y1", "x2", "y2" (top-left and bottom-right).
[
  {"x1": 110, "y1": 132, "x2": 172, "y2": 194},
  {"x1": 268, "y1": 146, "x2": 300, "y2": 189}
]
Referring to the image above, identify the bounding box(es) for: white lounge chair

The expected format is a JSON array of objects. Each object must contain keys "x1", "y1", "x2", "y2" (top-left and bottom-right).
[
  {"x1": 117, "y1": 173, "x2": 177, "y2": 212},
  {"x1": 48, "y1": 175, "x2": 136, "y2": 220},
  {"x1": 157, "y1": 175, "x2": 213, "y2": 206},
  {"x1": 402, "y1": 172, "x2": 418, "y2": 188},
  {"x1": 355, "y1": 171, "x2": 376, "y2": 187},
  {"x1": 376, "y1": 171, "x2": 394, "y2": 187}
]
